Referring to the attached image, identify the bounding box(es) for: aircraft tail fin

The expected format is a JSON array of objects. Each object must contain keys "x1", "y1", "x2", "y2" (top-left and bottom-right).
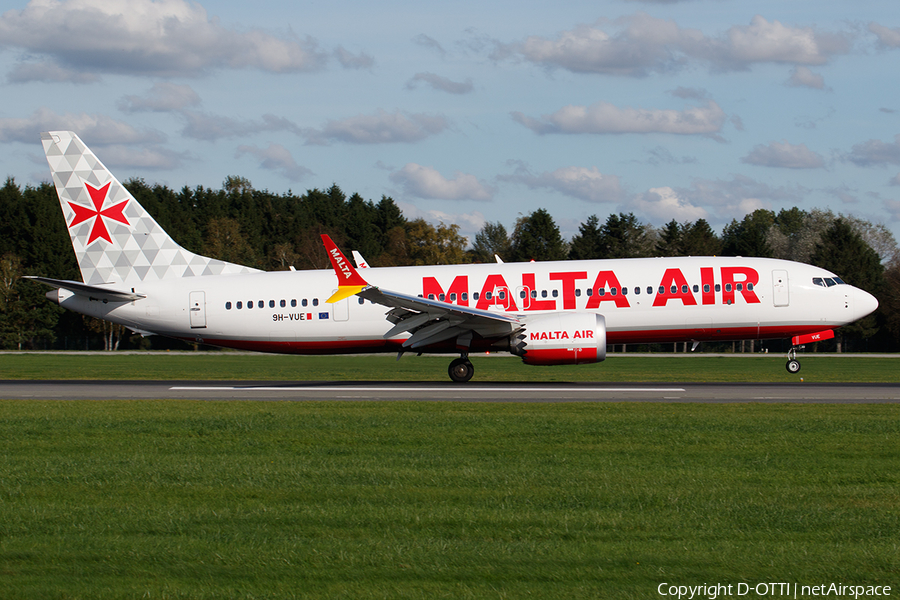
[{"x1": 41, "y1": 131, "x2": 258, "y2": 286}]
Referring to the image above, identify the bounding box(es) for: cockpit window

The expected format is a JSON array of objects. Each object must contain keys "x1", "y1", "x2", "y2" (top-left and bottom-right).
[{"x1": 813, "y1": 276, "x2": 847, "y2": 288}]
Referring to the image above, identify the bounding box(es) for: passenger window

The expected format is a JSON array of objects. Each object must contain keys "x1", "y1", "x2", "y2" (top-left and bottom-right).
[
  {"x1": 473, "y1": 292, "x2": 479, "y2": 300},
  {"x1": 736, "y1": 284, "x2": 743, "y2": 291},
  {"x1": 519, "y1": 290, "x2": 526, "y2": 299},
  {"x1": 259, "y1": 300, "x2": 264, "y2": 308},
  {"x1": 681, "y1": 285, "x2": 688, "y2": 294},
  {"x1": 269, "y1": 300, "x2": 275, "y2": 308},
  {"x1": 248, "y1": 300, "x2": 254, "y2": 309},
  {"x1": 312, "y1": 298, "x2": 319, "y2": 306},
  {"x1": 499, "y1": 291, "x2": 506, "y2": 300},
  {"x1": 704, "y1": 284, "x2": 710, "y2": 293},
  {"x1": 670, "y1": 286, "x2": 677, "y2": 294},
  {"x1": 552, "y1": 289, "x2": 558, "y2": 298},
  {"x1": 358, "y1": 297, "x2": 364, "y2": 304},
  {"x1": 462, "y1": 293, "x2": 468, "y2": 301},
  {"x1": 428, "y1": 294, "x2": 435, "y2": 300},
  {"x1": 611, "y1": 287, "x2": 618, "y2": 296},
  {"x1": 450, "y1": 293, "x2": 457, "y2": 301},
  {"x1": 575, "y1": 288, "x2": 581, "y2": 297},
  {"x1": 715, "y1": 284, "x2": 721, "y2": 292},
  {"x1": 541, "y1": 290, "x2": 548, "y2": 298},
  {"x1": 302, "y1": 299, "x2": 308, "y2": 307},
  {"x1": 693, "y1": 285, "x2": 699, "y2": 293},
  {"x1": 439, "y1": 294, "x2": 445, "y2": 301},
  {"x1": 280, "y1": 300, "x2": 286, "y2": 308},
  {"x1": 226, "y1": 302, "x2": 232, "y2": 310},
  {"x1": 659, "y1": 286, "x2": 665, "y2": 294},
  {"x1": 586, "y1": 288, "x2": 593, "y2": 297},
  {"x1": 237, "y1": 301, "x2": 242, "y2": 309},
  {"x1": 531, "y1": 290, "x2": 537, "y2": 298},
  {"x1": 621, "y1": 287, "x2": 627, "y2": 296},
  {"x1": 647, "y1": 286, "x2": 653, "y2": 295},
  {"x1": 747, "y1": 283, "x2": 754, "y2": 291},
  {"x1": 634, "y1": 287, "x2": 640, "y2": 295},
  {"x1": 725, "y1": 284, "x2": 732, "y2": 292},
  {"x1": 599, "y1": 288, "x2": 606, "y2": 296}
]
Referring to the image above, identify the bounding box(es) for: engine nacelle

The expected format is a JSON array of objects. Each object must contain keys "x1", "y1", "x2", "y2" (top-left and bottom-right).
[{"x1": 510, "y1": 312, "x2": 607, "y2": 366}]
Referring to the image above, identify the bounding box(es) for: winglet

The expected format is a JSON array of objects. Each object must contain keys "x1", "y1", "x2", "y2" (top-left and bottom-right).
[{"x1": 322, "y1": 234, "x2": 369, "y2": 303}]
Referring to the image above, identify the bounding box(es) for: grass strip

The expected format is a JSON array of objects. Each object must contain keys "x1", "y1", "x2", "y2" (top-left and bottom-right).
[
  {"x1": 0, "y1": 401, "x2": 897, "y2": 599},
  {"x1": 2, "y1": 353, "x2": 900, "y2": 382}
]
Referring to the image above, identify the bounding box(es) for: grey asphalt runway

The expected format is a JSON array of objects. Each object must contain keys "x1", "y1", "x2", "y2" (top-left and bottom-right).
[{"x1": 1, "y1": 380, "x2": 899, "y2": 402}]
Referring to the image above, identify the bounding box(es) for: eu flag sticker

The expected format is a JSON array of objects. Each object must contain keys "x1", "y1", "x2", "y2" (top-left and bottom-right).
[{"x1": 319, "y1": 312, "x2": 329, "y2": 319}]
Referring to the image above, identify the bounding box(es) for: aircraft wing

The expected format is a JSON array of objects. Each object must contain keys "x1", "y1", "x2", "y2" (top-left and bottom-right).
[{"x1": 322, "y1": 235, "x2": 520, "y2": 350}]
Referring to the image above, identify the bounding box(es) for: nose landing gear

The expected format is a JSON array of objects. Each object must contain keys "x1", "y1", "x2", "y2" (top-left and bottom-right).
[
  {"x1": 448, "y1": 355, "x2": 474, "y2": 383},
  {"x1": 785, "y1": 347, "x2": 801, "y2": 374}
]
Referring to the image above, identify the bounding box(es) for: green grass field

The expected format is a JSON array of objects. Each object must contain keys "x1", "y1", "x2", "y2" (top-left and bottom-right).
[
  {"x1": 2, "y1": 352, "x2": 900, "y2": 382},
  {"x1": 1, "y1": 355, "x2": 898, "y2": 598},
  {"x1": 1, "y1": 401, "x2": 898, "y2": 599}
]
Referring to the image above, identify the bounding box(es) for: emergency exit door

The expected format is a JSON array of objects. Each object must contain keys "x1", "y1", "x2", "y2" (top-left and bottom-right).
[
  {"x1": 772, "y1": 270, "x2": 789, "y2": 307},
  {"x1": 189, "y1": 291, "x2": 207, "y2": 328}
]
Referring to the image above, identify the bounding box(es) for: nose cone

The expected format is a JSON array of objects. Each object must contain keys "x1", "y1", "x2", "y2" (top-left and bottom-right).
[{"x1": 852, "y1": 287, "x2": 879, "y2": 321}]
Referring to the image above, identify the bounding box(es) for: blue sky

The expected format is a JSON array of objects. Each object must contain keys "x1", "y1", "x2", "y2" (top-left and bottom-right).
[{"x1": 1, "y1": 0, "x2": 899, "y2": 243}]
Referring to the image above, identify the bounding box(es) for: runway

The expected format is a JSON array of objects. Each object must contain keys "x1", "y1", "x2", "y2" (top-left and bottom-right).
[{"x1": 2, "y1": 380, "x2": 899, "y2": 402}]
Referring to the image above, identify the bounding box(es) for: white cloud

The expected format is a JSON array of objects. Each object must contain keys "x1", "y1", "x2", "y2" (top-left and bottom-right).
[
  {"x1": 890, "y1": 174, "x2": 900, "y2": 186},
  {"x1": 405, "y1": 73, "x2": 474, "y2": 94},
  {"x1": 787, "y1": 66, "x2": 827, "y2": 90},
  {"x1": 0, "y1": 0, "x2": 328, "y2": 78},
  {"x1": 0, "y1": 107, "x2": 164, "y2": 145},
  {"x1": 390, "y1": 163, "x2": 495, "y2": 201},
  {"x1": 870, "y1": 23, "x2": 900, "y2": 48},
  {"x1": 671, "y1": 175, "x2": 805, "y2": 221},
  {"x1": 306, "y1": 110, "x2": 448, "y2": 145},
  {"x1": 6, "y1": 61, "x2": 99, "y2": 84},
  {"x1": 397, "y1": 202, "x2": 487, "y2": 240},
  {"x1": 633, "y1": 186, "x2": 708, "y2": 222},
  {"x1": 512, "y1": 100, "x2": 726, "y2": 135},
  {"x1": 741, "y1": 140, "x2": 825, "y2": 169},
  {"x1": 500, "y1": 165, "x2": 623, "y2": 203},
  {"x1": 118, "y1": 83, "x2": 202, "y2": 113},
  {"x1": 334, "y1": 46, "x2": 375, "y2": 69},
  {"x1": 497, "y1": 14, "x2": 851, "y2": 77},
  {"x1": 845, "y1": 135, "x2": 900, "y2": 167},
  {"x1": 236, "y1": 144, "x2": 313, "y2": 182}
]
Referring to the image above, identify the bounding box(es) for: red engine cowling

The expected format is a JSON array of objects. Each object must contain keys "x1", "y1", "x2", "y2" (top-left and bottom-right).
[{"x1": 510, "y1": 312, "x2": 607, "y2": 365}]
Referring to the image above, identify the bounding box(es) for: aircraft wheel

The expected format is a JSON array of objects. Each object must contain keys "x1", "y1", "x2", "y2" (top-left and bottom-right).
[
  {"x1": 448, "y1": 357, "x2": 474, "y2": 383},
  {"x1": 785, "y1": 359, "x2": 801, "y2": 374}
]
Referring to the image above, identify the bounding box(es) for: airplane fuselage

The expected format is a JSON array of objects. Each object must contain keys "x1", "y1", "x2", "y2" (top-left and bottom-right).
[{"x1": 50, "y1": 256, "x2": 873, "y2": 354}]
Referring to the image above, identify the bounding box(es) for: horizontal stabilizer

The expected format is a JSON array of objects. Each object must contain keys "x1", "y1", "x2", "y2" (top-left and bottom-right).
[{"x1": 24, "y1": 276, "x2": 145, "y2": 302}]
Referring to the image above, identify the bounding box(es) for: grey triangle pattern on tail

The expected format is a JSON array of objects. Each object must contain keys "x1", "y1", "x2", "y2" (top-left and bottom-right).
[{"x1": 42, "y1": 131, "x2": 260, "y2": 286}]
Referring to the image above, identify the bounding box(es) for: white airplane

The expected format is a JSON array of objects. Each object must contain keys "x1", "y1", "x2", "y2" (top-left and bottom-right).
[{"x1": 30, "y1": 131, "x2": 878, "y2": 382}]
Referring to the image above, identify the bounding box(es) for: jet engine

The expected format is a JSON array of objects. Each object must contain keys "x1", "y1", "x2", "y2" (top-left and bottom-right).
[{"x1": 510, "y1": 312, "x2": 607, "y2": 365}]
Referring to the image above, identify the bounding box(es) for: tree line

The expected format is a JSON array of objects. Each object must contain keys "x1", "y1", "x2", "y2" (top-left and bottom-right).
[{"x1": 0, "y1": 176, "x2": 896, "y2": 352}]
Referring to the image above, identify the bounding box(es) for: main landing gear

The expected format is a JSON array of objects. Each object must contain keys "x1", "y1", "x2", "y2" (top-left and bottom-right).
[
  {"x1": 448, "y1": 355, "x2": 474, "y2": 383},
  {"x1": 785, "y1": 347, "x2": 801, "y2": 374}
]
